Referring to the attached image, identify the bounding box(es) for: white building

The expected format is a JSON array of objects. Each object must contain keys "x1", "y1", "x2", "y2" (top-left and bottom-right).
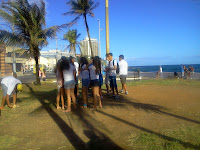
[
  {"x1": 80, "y1": 37, "x2": 98, "y2": 57},
  {"x1": 24, "y1": 50, "x2": 71, "y2": 72}
]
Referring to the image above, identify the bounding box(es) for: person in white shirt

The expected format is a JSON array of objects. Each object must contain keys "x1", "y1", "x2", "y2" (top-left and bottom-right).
[
  {"x1": 118, "y1": 55, "x2": 128, "y2": 95},
  {"x1": 107, "y1": 53, "x2": 119, "y2": 99},
  {"x1": 88, "y1": 56, "x2": 102, "y2": 110},
  {"x1": 79, "y1": 57, "x2": 90, "y2": 108},
  {"x1": 61, "y1": 57, "x2": 76, "y2": 112},
  {"x1": 0, "y1": 75, "x2": 23, "y2": 109}
]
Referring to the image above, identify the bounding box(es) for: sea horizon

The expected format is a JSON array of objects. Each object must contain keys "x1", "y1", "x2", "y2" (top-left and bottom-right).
[{"x1": 128, "y1": 64, "x2": 200, "y2": 73}]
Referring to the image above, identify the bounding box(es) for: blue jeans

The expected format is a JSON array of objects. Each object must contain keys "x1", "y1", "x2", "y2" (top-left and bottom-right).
[{"x1": 109, "y1": 76, "x2": 117, "y2": 88}]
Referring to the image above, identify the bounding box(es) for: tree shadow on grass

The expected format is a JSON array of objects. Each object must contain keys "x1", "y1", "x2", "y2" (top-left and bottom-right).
[
  {"x1": 96, "y1": 110, "x2": 200, "y2": 149},
  {"x1": 102, "y1": 94, "x2": 200, "y2": 125},
  {"x1": 25, "y1": 84, "x2": 85, "y2": 149},
  {"x1": 72, "y1": 110, "x2": 123, "y2": 150}
]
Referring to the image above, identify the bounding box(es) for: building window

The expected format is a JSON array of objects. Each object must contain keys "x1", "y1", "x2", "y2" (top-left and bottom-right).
[{"x1": 7, "y1": 52, "x2": 12, "y2": 57}]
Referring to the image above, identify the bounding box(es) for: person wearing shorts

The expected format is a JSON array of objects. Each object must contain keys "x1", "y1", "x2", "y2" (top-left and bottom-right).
[
  {"x1": 55, "y1": 59, "x2": 64, "y2": 110},
  {"x1": 118, "y1": 55, "x2": 128, "y2": 95},
  {"x1": 107, "y1": 53, "x2": 119, "y2": 99},
  {"x1": 79, "y1": 57, "x2": 90, "y2": 108},
  {"x1": 88, "y1": 56, "x2": 102, "y2": 109},
  {"x1": 0, "y1": 75, "x2": 23, "y2": 109},
  {"x1": 61, "y1": 57, "x2": 76, "y2": 112}
]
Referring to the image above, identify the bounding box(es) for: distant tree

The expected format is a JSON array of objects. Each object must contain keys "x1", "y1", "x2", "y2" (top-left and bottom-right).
[
  {"x1": 63, "y1": 29, "x2": 81, "y2": 55},
  {"x1": 63, "y1": 0, "x2": 99, "y2": 57},
  {"x1": 0, "y1": 0, "x2": 58, "y2": 85}
]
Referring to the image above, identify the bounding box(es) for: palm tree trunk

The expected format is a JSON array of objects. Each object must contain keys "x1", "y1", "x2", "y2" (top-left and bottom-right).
[
  {"x1": 35, "y1": 56, "x2": 41, "y2": 85},
  {"x1": 83, "y1": 14, "x2": 94, "y2": 57},
  {"x1": 73, "y1": 44, "x2": 76, "y2": 55}
]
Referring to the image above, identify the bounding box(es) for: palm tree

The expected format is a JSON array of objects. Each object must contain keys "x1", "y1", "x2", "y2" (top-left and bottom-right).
[
  {"x1": 63, "y1": 29, "x2": 81, "y2": 55},
  {"x1": 63, "y1": 0, "x2": 99, "y2": 57},
  {"x1": 0, "y1": 0, "x2": 58, "y2": 85}
]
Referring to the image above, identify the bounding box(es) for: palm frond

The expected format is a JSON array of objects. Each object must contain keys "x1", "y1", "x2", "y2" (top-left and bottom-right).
[
  {"x1": 88, "y1": 11, "x2": 95, "y2": 17},
  {"x1": 0, "y1": 30, "x2": 25, "y2": 46},
  {"x1": 43, "y1": 26, "x2": 59, "y2": 39}
]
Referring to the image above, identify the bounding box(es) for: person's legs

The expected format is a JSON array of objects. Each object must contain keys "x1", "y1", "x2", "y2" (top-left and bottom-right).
[
  {"x1": 113, "y1": 77, "x2": 119, "y2": 95},
  {"x1": 96, "y1": 87, "x2": 102, "y2": 108},
  {"x1": 56, "y1": 88, "x2": 61, "y2": 109},
  {"x1": 109, "y1": 76, "x2": 115, "y2": 95},
  {"x1": 82, "y1": 87, "x2": 87, "y2": 108},
  {"x1": 105, "y1": 75, "x2": 110, "y2": 94},
  {"x1": 65, "y1": 89, "x2": 71, "y2": 112},
  {"x1": 124, "y1": 84, "x2": 127, "y2": 92},
  {"x1": 92, "y1": 86, "x2": 97, "y2": 109},
  {"x1": 12, "y1": 93, "x2": 18, "y2": 108},
  {"x1": 0, "y1": 96, "x2": 6, "y2": 109},
  {"x1": 76, "y1": 76, "x2": 79, "y2": 96},
  {"x1": 120, "y1": 76, "x2": 124, "y2": 93},
  {"x1": 70, "y1": 88, "x2": 76, "y2": 110},
  {"x1": 6, "y1": 94, "x2": 12, "y2": 108},
  {"x1": 60, "y1": 87, "x2": 65, "y2": 109},
  {"x1": 106, "y1": 84, "x2": 110, "y2": 94}
]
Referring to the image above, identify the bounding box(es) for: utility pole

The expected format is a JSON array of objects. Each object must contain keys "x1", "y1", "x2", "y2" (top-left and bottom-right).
[
  {"x1": 97, "y1": 19, "x2": 103, "y2": 58},
  {"x1": 105, "y1": 0, "x2": 110, "y2": 54}
]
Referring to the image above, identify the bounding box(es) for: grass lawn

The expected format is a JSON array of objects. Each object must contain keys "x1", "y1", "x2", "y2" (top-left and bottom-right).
[{"x1": 0, "y1": 79, "x2": 200, "y2": 150}]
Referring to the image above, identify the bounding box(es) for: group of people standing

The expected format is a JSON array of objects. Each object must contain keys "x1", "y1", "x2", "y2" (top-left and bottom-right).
[
  {"x1": 181, "y1": 65, "x2": 195, "y2": 79},
  {"x1": 55, "y1": 53, "x2": 128, "y2": 112},
  {"x1": 55, "y1": 56, "x2": 103, "y2": 112},
  {"x1": 105, "y1": 53, "x2": 128, "y2": 99}
]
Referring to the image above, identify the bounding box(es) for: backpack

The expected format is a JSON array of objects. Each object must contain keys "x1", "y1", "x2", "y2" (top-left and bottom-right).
[{"x1": 113, "y1": 60, "x2": 120, "y2": 74}]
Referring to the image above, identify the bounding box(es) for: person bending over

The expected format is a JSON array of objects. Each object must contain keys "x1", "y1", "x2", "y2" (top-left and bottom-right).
[{"x1": 0, "y1": 75, "x2": 23, "y2": 109}]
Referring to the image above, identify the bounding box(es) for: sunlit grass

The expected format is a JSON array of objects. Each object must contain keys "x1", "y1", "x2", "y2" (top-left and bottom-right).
[{"x1": 128, "y1": 124, "x2": 200, "y2": 150}]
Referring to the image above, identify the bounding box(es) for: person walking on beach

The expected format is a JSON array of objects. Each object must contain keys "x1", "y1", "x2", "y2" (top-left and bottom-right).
[
  {"x1": 118, "y1": 55, "x2": 128, "y2": 95},
  {"x1": 0, "y1": 75, "x2": 23, "y2": 109},
  {"x1": 54, "y1": 60, "x2": 64, "y2": 110},
  {"x1": 156, "y1": 66, "x2": 162, "y2": 78},
  {"x1": 79, "y1": 57, "x2": 90, "y2": 108},
  {"x1": 61, "y1": 57, "x2": 76, "y2": 112},
  {"x1": 108, "y1": 53, "x2": 119, "y2": 99},
  {"x1": 88, "y1": 56, "x2": 102, "y2": 110}
]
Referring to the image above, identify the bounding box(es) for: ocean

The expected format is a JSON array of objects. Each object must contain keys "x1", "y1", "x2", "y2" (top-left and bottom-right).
[{"x1": 128, "y1": 64, "x2": 200, "y2": 73}]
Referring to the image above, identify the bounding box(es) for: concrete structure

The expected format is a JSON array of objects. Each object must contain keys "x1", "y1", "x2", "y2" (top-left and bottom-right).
[
  {"x1": 0, "y1": 44, "x2": 26, "y2": 76},
  {"x1": 80, "y1": 37, "x2": 98, "y2": 57}
]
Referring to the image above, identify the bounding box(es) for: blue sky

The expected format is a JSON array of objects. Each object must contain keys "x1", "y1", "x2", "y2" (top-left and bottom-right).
[{"x1": 3, "y1": 0, "x2": 200, "y2": 66}]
